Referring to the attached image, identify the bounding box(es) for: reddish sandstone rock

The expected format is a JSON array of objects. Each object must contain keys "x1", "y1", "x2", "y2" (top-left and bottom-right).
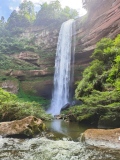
[
  {"x1": 76, "y1": 0, "x2": 120, "y2": 53},
  {"x1": 14, "y1": 51, "x2": 40, "y2": 66},
  {"x1": 8, "y1": 69, "x2": 50, "y2": 79},
  {"x1": 75, "y1": 0, "x2": 120, "y2": 81},
  {"x1": 0, "y1": 116, "x2": 46, "y2": 138},
  {"x1": 82, "y1": 128, "x2": 120, "y2": 149}
]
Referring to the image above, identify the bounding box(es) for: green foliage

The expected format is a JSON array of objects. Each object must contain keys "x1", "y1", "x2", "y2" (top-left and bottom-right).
[
  {"x1": 75, "y1": 35, "x2": 120, "y2": 99},
  {"x1": 17, "y1": 88, "x2": 49, "y2": 110},
  {"x1": 0, "y1": 54, "x2": 39, "y2": 70},
  {"x1": 73, "y1": 37, "x2": 120, "y2": 123},
  {"x1": 107, "y1": 55, "x2": 120, "y2": 85},
  {"x1": 114, "y1": 34, "x2": 120, "y2": 47},
  {"x1": 63, "y1": 102, "x2": 120, "y2": 125},
  {"x1": 0, "y1": 88, "x2": 17, "y2": 103},
  {"x1": 75, "y1": 60, "x2": 105, "y2": 98},
  {"x1": 7, "y1": 1, "x2": 35, "y2": 32},
  {"x1": 0, "y1": 88, "x2": 51, "y2": 121},
  {"x1": 19, "y1": 1, "x2": 35, "y2": 22},
  {"x1": 0, "y1": 36, "x2": 39, "y2": 55},
  {"x1": 7, "y1": 10, "x2": 30, "y2": 33},
  {"x1": 0, "y1": 0, "x2": 78, "y2": 57},
  {"x1": 81, "y1": 90, "x2": 120, "y2": 106},
  {"x1": 61, "y1": 6, "x2": 78, "y2": 19},
  {"x1": 91, "y1": 38, "x2": 116, "y2": 64},
  {"x1": 115, "y1": 78, "x2": 120, "y2": 91},
  {"x1": 4, "y1": 0, "x2": 78, "y2": 33},
  {"x1": 35, "y1": 0, "x2": 78, "y2": 26}
]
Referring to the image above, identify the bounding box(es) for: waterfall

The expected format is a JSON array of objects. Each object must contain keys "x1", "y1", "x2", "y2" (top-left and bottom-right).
[{"x1": 47, "y1": 19, "x2": 75, "y2": 115}]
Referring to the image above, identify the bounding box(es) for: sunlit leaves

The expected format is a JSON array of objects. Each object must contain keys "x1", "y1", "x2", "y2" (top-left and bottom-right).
[
  {"x1": 75, "y1": 35, "x2": 120, "y2": 103},
  {"x1": 19, "y1": 1, "x2": 35, "y2": 22},
  {"x1": 0, "y1": 88, "x2": 51, "y2": 121},
  {"x1": 35, "y1": 0, "x2": 78, "y2": 26}
]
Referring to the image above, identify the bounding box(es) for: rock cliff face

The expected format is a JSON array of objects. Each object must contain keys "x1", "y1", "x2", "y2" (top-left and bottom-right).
[
  {"x1": 1, "y1": 0, "x2": 120, "y2": 99},
  {"x1": 76, "y1": 0, "x2": 120, "y2": 52},
  {"x1": 75, "y1": 0, "x2": 120, "y2": 80},
  {"x1": 20, "y1": 25, "x2": 60, "y2": 52}
]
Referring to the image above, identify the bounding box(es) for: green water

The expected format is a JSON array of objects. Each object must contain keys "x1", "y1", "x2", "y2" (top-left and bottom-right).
[
  {"x1": 45, "y1": 119, "x2": 94, "y2": 140},
  {"x1": 0, "y1": 120, "x2": 120, "y2": 159}
]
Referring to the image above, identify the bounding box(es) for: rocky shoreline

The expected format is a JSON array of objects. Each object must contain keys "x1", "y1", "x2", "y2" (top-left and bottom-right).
[
  {"x1": 0, "y1": 116, "x2": 120, "y2": 150},
  {"x1": 0, "y1": 136, "x2": 120, "y2": 160},
  {"x1": 82, "y1": 128, "x2": 120, "y2": 149}
]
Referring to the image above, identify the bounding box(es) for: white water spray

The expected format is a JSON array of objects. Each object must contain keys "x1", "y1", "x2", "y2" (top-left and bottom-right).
[{"x1": 47, "y1": 19, "x2": 75, "y2": 115}]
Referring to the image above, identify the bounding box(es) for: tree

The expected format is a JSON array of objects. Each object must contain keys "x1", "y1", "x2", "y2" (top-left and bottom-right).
[
  {"x1": 35, "y1": 0, "x2": 62, "y2": 26},
  {"x1": 7, "y1": 10, "x2": 19, "y2": 30},
  {"x1": 7, "y1": 10, "x2": 30, "y2": 33},
  {"x1": 61, "y1": 6, "x2": 78, "y2": 19},
  {"x1": 35, "y1": 0, "x2": 78, "y2": 26},
  {"x1": 19, "y1": 0, "x2": 35, "y2": 22},
  {"x1": 6, "y1": 1, "x2": 35, "y2": 32},
  {"x1": 0, "y1": 16, "x2": 5, "y2": 23},
  {"x1": 0, "y1": 16, "x2": 9, "y2": 37},
  {"x1": 75, "y1": 35, "x2": 120, "y2": 100}
]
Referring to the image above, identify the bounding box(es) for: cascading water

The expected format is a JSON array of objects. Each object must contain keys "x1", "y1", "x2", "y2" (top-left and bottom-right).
[{"x1": 47, "y1": 19, "x2": 75, "y2": 115}]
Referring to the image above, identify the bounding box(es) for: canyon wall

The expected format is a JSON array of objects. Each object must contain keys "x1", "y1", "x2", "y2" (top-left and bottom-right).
[
  {"x1": 1, "y1": 0, "x2": 120, "y2": 99},
  {"x1": 75, "y1": 0, "x2": 120, "y2": 80}
]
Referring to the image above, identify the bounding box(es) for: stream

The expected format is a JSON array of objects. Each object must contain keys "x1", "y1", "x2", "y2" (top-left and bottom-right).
[
  {"x1": 0, "y1": 137, "x2": 120, "y2": 160},
  {"x1": 0, "y1": 120, "x2": 120, "y2": 160}
]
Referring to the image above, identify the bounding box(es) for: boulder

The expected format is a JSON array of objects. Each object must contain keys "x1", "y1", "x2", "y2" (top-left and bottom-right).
[
  {"x1": 82, "y1": 128, "x2": 120, "y2": 149},
  {"x1": 0, "y1": 116, "x2": 46, "y2": 138},
  {"x1": 61, "y1": 103, "x2": 70, "y2": 111}
]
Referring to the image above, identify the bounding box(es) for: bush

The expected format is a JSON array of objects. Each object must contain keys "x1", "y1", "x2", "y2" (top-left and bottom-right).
[
  {"x1": 0, "y1": 88, "x2": 52, "y2": 121},
  {"x1": 74, "y1": 35, "x2": 120, "y2": 125},
  {"x1": 75, "y1": 35, "x2": 120, "y2": 100}
]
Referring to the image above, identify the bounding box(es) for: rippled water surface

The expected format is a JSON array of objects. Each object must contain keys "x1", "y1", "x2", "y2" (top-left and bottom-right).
[
  {"x1": 0, "y1": 137, "x2": 120, "y2": 160},
  {"x1": 0, "y1": 120, "x2": 120, "y2": 160}
]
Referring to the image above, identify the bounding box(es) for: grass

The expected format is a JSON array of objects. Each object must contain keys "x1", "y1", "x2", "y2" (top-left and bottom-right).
[{"x1": 17, "y1": 87, "x2": 50, "y2": 110}]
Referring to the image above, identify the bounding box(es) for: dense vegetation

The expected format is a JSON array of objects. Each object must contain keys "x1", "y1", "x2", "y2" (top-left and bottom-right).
[
  {"x1": 64, "y1": 35, "x2": 120, "y2": 127},
  {"x1": 76, "y1": 35, "x2": 120, "y2": 101},
  {"x1": 0, "y1": 0, "x2": 79, "y2": 116},
  {"x1": 0, "y1": 0, "x2": 78, "y2": 55},
  {"x1": 35, "y1": 1, "x2": 78, "y2": 26},
  {"x1": 6, "y1": 0, "x2": 78, "y2": 30},
  {"x1": 0, "y1": 54, "x2": 39, "y2": 70},
  {"x1": 0, "y1": 88, "x2": 51, "y2": 121}
]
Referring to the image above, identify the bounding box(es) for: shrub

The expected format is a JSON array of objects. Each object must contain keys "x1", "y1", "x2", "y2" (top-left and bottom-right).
[{"x1": 0, "y1": 88, "x2": 52, "y2": 121}]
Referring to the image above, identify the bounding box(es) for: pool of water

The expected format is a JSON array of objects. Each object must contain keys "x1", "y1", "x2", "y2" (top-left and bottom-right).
[
  {"x1": 0, "y1": 120, "x2": 120, "y2": 160},
  {"x1": 45, "y1": 119, "x2": 95, "y2": 140}
]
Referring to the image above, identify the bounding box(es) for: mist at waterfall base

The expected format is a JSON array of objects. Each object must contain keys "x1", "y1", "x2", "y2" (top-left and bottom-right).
[{"x1": 47, "y1": 19, "x2": 75, "y2": 116}]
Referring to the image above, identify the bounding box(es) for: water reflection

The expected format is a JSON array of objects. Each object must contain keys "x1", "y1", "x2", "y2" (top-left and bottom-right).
[{"x1": 46, "y1": 119, "x2": 93, "y2": 140}]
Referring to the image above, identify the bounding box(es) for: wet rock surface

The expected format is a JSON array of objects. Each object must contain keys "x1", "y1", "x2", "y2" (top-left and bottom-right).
[
  {"x1": 83, "y1": 128, "x2": 120, "y2": 149},
  {"x1": 0, "y1": 137, "x2": 120, "y2": 160}
]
